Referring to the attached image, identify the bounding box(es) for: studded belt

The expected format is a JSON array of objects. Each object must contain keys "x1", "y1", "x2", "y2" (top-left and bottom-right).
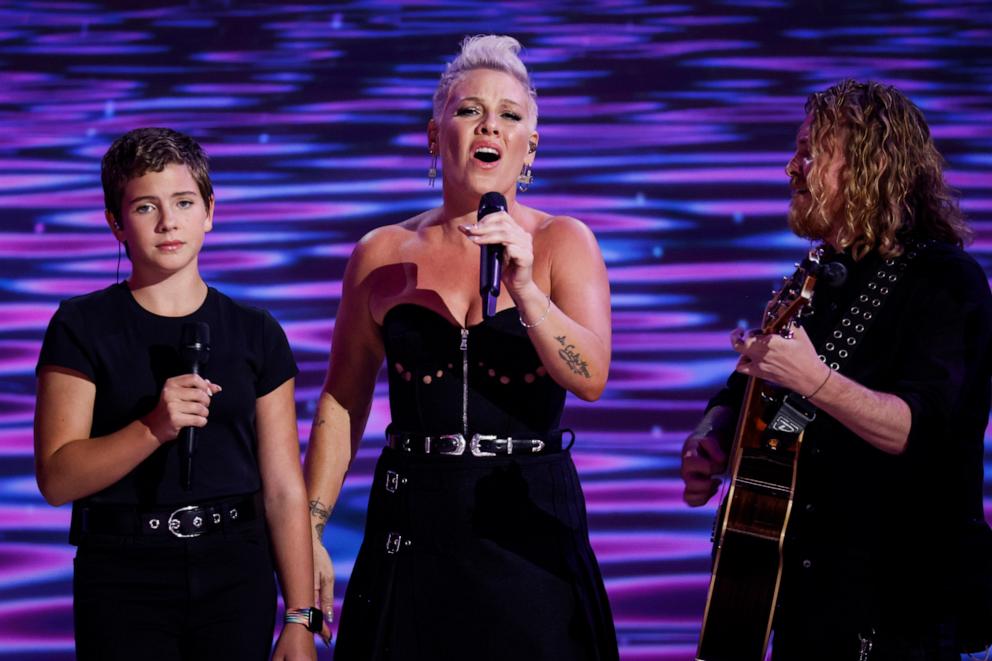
[
  {"x1": 70, "y1": 492, "x2": 261, "y2": 542},
  {"x1": 386, "y1": 431, "x2": 564, "y2": 457}
]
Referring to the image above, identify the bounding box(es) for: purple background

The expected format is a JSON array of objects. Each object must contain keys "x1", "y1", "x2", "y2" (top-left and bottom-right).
[{"x1": 1, "y1": 1, "x2": 990, "y2": 659}]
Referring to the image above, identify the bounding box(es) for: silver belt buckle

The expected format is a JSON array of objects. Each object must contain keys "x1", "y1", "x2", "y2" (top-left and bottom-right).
[
  {"x1": 168, "y1": 505, "x2": 204, "y2": 538},
  {"x1": 437, "y1": 434, "x2": 466, "y2": 455},
  {"x1": 470, "y1": 434, "x2": 499, "y2": 457}
]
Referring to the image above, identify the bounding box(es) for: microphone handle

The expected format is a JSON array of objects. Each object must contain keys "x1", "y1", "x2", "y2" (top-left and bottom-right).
[
  {"x1": 481, "y1": 244, "x2": 504, "y2": 319},
  {"x1": 180, "y1": 362, "x2": 201, "y2": 491},
  {"x1": 180, "y1": 427, "x2": 195, "y2": 491}
]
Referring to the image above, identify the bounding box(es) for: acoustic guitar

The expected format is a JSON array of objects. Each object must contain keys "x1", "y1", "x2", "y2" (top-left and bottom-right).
[{"x1": 696, "y1": 248, "x2": 828, "y2": 661}]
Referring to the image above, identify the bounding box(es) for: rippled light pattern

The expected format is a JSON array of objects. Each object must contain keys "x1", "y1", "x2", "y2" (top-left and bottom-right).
[{"x1": 1, "y1": 2, "x2": 990, "y2": 659}]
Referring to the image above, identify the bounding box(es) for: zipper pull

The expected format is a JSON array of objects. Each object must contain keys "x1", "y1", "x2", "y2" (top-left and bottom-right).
[
  {"x1": 857, "y1": 629, "x2": 874, "y2": 661},
  {"x1": 460, "y1": 328, "x2": 468, "y2": 351}
]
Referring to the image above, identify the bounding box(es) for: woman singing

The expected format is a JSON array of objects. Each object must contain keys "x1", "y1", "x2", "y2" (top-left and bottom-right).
[
  {"x1": 34, "y1": 128, "x2": 318, "y2": 660},
  {"x1": 305, "y1": 35, "x2": 617, "y2": 660}
]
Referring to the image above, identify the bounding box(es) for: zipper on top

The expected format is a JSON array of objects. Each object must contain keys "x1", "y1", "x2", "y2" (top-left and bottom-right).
[{"x1": 460, "y1": 328, "x2": 469, "y2": 437}]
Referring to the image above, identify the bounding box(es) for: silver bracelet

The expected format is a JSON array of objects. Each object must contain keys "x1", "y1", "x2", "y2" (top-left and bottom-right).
[{"x1": 519, "y1": 294, "x2": 552, "y2": 328}]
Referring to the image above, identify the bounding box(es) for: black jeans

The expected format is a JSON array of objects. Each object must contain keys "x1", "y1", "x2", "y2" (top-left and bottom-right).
[{"x1": 73, "y1": 520, "x2": 276, "y2": 661}]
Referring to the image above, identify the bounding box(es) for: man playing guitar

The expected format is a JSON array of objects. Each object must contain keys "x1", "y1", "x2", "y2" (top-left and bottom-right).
[{"x1": 682, "y1": 80, "x2": 992, "y2": 660}]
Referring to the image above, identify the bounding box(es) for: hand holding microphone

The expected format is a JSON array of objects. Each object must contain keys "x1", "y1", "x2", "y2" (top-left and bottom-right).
[
  {"x1": 477, "y1": 192, "x2": 507, "y2": 319},
  {"x1": 178, "y1": 322, "x2": 211, "y2": 490},
  {"x1": 463, "y1": 192, "x2": 535, "y2": 319}
]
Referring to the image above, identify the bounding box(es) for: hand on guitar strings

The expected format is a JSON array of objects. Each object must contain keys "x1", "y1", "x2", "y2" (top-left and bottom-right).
[
  {"x1": 731, "y1": 326, "x2": 832, "y2": 399},
  {"x1": 680, "y1": 406, "x2": 734, "y2": 507}
]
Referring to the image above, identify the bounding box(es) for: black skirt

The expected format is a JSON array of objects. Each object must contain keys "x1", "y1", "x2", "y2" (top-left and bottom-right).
[{"x1": 335, "y1": 447, "x2": 618, "y2": 661}]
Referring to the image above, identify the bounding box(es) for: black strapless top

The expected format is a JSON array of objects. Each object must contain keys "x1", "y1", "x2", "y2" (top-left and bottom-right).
[{"x1": 381, "y1": 304, "x2": 565, "y2": 438}]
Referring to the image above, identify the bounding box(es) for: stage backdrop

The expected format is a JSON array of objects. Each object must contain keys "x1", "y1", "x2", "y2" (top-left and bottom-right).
[{"x1": 1, "y1": 1, "x2": 989, "y2": 659}]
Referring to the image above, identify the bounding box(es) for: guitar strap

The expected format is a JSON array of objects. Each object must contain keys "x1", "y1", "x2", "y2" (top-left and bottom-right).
[
  {"x1": 766, "y1": 241, "x2": 930, "y2": 439},
  {"x1": 816, "y1": 240, "x2": 930, "y2": 374}
]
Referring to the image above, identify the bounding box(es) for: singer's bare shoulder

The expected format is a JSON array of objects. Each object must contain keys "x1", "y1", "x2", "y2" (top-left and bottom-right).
[
  {"x1": 345, "y1": 210, "x2": 433, "y2": 275},
  {"x1": 528, "y1": 211, "x2": 603, "y2": 263}
]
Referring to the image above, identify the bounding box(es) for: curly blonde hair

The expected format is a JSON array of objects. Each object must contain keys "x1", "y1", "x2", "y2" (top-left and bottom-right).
[{"x1": 801, "y1": 80, "x2": 969, "y2": 259}]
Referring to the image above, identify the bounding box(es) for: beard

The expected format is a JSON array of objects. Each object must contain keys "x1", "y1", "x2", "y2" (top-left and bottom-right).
[{"x1": 787, "y1": 192, "x2": 836, "y2": 242}]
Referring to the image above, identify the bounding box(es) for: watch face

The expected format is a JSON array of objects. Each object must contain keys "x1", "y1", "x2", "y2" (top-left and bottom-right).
[{"x1": 307, "y1": 607, "x2": 324, "y2": 633}]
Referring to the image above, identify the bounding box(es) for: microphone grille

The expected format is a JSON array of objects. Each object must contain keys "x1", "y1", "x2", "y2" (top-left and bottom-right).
[{"x1": 180, "y1": 321, "x2": 210, "y2": 348}]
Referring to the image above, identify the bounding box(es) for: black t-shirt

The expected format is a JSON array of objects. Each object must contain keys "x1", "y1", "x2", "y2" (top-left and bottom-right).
[
  {"x1": 37, "y1": 283, "x2": 298, "y2": 506},
  {"x1": 709, "y1": 241, "x2": 992, "y2": 645}
]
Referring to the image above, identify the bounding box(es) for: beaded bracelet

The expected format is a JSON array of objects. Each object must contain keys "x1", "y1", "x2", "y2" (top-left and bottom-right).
[{"x1": 519, "y1": 294, "x2": 552, "y2": 328}]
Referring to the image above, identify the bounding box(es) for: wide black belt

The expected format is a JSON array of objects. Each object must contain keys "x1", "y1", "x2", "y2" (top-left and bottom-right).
[
  {"x1": 71, "y1": 492, "x2": 261, "y2": 542},
  {"x1": 386, "y1": 431, "x2": 565, "y2": 456}
]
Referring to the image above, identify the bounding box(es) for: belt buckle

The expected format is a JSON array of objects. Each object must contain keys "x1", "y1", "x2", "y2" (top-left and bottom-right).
[
  {"x1": 437, "y1": 434, "x2": 466, "y2": 455},
  {"x1": 470, "y1": 434, "x2": 500, "y2": 457},
  {"x1": 168, "y1": 505, "x2": 205, "y2": 538}
]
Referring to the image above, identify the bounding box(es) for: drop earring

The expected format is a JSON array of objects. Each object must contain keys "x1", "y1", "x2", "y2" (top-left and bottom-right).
[
  {"x1": 517, "y1": 163, "x2": 534, "y2": 192},
  {"x1": 428, "y1": 143, "x2": 438, "y2": 188}
]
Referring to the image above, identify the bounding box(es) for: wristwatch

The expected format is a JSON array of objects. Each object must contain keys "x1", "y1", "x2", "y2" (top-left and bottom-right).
[{"x1": 285, "y1": 607, "x2": 323, "y2": 633}]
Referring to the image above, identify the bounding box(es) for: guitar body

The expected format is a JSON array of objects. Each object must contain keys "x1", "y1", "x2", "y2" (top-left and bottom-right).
[
  {"x1": 696, "y1": 380, "x2": 803, "y2": 660},
  {"x1": 696, "y1": 250, "x2": 824, "y2": 661}
]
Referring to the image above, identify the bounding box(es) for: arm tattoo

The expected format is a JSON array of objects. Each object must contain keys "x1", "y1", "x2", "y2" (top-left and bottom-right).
[
  {"x1": 315, "y1": 522, "x2": 326, "y2": 537},
  {"x1": 309, "y1": 499, "x2": 331, "y2": 522},
  {"x1": 555, "y1": 335, "x2": 591, "y2": 379},
  {"x1": 313, "y1": 416, "x2": 326, "y2": 428}
]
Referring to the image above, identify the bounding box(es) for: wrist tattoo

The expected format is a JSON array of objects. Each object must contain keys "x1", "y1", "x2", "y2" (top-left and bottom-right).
[
  {"x1": 554, "y1": 335, "x2": 591, "y2": 379},
  {"x1": 309, "y1": 499, "x2": 331, "y2": 522},
  {"x1": 314, "y1": 522, "x2": 326, "y2": 537}
]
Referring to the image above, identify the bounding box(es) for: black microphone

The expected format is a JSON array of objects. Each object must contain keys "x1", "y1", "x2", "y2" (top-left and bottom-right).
[
  {"x1": 178, "y1": 321, "x2": 210, "y2": 491},
  {"x1": 817, "y1": 261, "x2": 848, "y2": 288},
  {"x1": 478, "y1": 192, "x2": 507, "y2": 319}
]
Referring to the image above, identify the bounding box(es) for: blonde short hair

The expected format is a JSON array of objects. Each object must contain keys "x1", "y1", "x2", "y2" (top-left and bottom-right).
[{"x1": 432, "y1": 34, "x2": 538, "y2": 129}]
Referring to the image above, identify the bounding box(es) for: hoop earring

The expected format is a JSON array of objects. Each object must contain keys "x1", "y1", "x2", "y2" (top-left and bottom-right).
[
  {"x1": 517, "y1": 163, "x2": 534, "y2": 192},
  {"x1": 428, "y1": 146, "x2": 438, "y2": 188}
]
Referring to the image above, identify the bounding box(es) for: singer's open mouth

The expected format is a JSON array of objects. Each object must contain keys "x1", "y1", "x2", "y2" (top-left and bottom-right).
[{"x1": 473, "y1": 147, "x2": 500, "y2": 163}]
